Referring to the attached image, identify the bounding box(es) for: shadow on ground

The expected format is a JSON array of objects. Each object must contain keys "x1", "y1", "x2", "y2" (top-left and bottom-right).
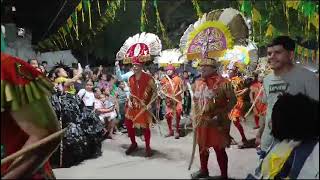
[{"x1": 120, "y1": 144, "x2": 173, "y2": 160}]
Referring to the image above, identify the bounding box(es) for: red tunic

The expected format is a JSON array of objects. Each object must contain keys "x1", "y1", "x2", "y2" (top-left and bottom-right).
[
  {"x1": 1, "y1": 53, "x2": 55, "y2": 179},
  {"x1": 250, "y1": 81, "x2": 267, "y2": 116},
  {"x1": 160, "y1": 75, "x2": 183, "y2": 114},
  {"x1": 229, "y1": 76, "x2": 245, "y2": 121},
  {"x1": 125, "y1": 72, "x2": 156, "y2": 128},
  {"x1": 193, "y1": 75, "x2": 236, "y2": 149}
]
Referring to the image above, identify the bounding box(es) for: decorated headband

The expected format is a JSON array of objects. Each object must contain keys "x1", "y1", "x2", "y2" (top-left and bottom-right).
[{"x1": 116, "y1": 32, "x2": 162, "y2": 65}]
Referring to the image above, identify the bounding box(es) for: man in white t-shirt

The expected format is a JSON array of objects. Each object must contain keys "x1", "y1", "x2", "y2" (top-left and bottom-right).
[
  {"x1": 77, "y1": 80, "x2": 95, "y2": 109},
  {"x1": 255, "y1": 36, "x2": 319, "y2": 153}
]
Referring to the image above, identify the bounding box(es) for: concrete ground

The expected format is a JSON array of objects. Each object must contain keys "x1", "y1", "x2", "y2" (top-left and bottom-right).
[{"x1": 54, "y1": 113, "x2": 260, "y2": 179}]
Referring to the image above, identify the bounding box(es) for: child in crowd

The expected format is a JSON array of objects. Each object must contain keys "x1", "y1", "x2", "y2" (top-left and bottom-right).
[
  {"x1": 77, "y1": 80, "x2": 95, "y2": 111},
  {"x1": 94, "y1": 87, "x2": 102, "y2": 99},
  {"x1": 95, "y1": 93, "x2": 118, "y2": 139},
  {"x1": 116, "y1": 81, "x2": 129, "y2": 131}
]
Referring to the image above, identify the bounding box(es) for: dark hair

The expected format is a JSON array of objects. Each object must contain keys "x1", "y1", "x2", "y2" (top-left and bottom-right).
[
  {"x1": 86, "y1": 79, "x2": 94, "y2": 84},
  {"x1": 28, "y1": 59, "x2": 38, "y2": 64},
  {"x1": 41, "y1": 61, "x2": 48, "y2": 65},
  {"x1": 271, "y1": 93, "x2": 318, "y2": 141},
  {"x1": 48, "y1": 69, "x2": 55, "y2": 79},
  {"x1": 98, "y1": 73, "x2": 107, "y2": 80},
  {"x1": 106, "y1": 74, "x2": 114, "y2": 81},
  {"x1": 54, "y1": 67, "x2": 61, "y2": 77},
  {"x1": 267, "y1": 36, "x2": 295, "y2": 51}
]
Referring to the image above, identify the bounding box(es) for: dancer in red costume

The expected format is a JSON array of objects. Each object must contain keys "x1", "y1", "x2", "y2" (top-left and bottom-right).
[
  {"x1": 249, "y1": 73, "x2": 267, "y2": 129},
  {"x1": 1, "y1": 53, "x2": 61, "y2": 179},
  {"x1": 160, "y1": 64, "x2": 183, "y2": 139},
  {"x1": 228, "y1": 66, "x2": 250, "y2": 148},
  {"x1": 191, "y1": 58, "x2": 237, "y2": 179},
  {"x1": 116, "y1": 32, "x2": 161, "y2": 157},
  {"x1": 124, "y1": 57, "x2": 157, "y2": 157}
]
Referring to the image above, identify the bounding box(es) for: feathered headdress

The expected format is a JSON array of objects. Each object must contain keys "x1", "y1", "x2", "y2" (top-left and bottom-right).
[
  {"x1": 154, "y1": 48, "x2": 185, "y2": 68},
  {"x1": 116, "y1": 32, "x2": 162, "y2": 65},
  {"x1": 180, "y1": 8, "x2": 249, "y2": 66},
  {"x1": 219, "y1": 41, "x2": 258, "y2": 73}
]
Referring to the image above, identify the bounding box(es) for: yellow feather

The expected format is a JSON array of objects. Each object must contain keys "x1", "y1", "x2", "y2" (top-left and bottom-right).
[{"x1": 185, "y1": 21, "x2": 234, "y2": 58}]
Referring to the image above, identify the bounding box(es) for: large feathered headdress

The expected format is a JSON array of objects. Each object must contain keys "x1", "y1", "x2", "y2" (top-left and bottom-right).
[
  {"x1": 154, "y1": 48, "x2": 185, "y2": 68},
  {"x1": 180, "y1": 8, "x2": 249, "y2": 66},
  {"x1": 219, "y1": 41, "x2": 258, "y2": 74},
  {"x1": 116, "y1": 32, "x2": 162, "y2": 65}
]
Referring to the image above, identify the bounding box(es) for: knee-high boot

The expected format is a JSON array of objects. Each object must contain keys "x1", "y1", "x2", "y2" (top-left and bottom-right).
[
  {"x1": 165, "y1": 114, "x2": 174, "y2": 137},
  {"x1": 213, "y1": 147, "x2": 228, "y2": 178},
  {"x1": 233, "y1": 118, "x2": 247, "y2": 142},
  {"x1": 125, "y1": 118, "x2": 136, "y2": 145},
  {"x1": 143, "y1": 128, "x2": 152, "y2": 157},
  {"x1": 199, "y1": 147, "x2": 209, "y2": 173}
]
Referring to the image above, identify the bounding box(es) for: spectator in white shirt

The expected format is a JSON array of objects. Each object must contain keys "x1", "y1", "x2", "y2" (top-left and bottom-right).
[{"x1": 77, "y1": 80, "x2": 95, "y2": 110}]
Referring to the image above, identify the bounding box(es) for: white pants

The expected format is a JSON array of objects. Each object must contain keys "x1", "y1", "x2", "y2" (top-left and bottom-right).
[{"x1": 99, "y1": 111, "x2": 117, "y2": 123}]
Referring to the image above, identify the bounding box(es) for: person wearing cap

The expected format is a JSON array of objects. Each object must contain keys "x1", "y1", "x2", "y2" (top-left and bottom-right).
[
  {"x1": 191, "y1": 58, "x2": 237, "y2": 179},
  {"x1": 160, "y1": 64, "x2": 183, "y2": 139},
  {"x1": 228, "y1": 65, "x2": 250, "y2": 149}
]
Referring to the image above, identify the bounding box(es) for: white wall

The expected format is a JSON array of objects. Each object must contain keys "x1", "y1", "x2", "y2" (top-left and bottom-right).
[
  {"x1": 38, "y1": 50, "x2": 78, "y2": 70},
  {"x1": 4, "y1": 24, "x2": 78, "y2": 70}
]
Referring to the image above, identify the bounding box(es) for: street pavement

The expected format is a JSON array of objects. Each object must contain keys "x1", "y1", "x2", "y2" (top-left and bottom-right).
[{"x1": 54, "y1": 113, "x2": 260, "y2": 179}]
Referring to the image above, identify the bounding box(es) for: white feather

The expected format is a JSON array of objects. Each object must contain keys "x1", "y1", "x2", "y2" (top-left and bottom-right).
[
  {"x1": 218, "y1": 8, "x2": 239, "y2": 25},
  {"x1": 154, "y1": 49, "x2": 184, "y2": 64},
  {"x1": 179, "y1": 14, "x2": 206, "y2": 53},
  {"x1": 179, "y1": 24, "x2": 194, "y2": 52},
  {"x1": 116, "y1": 32, "x2": 162, "y2": 60}
]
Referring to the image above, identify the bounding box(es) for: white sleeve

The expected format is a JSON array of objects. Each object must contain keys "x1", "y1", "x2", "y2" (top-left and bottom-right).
[
  {"x1": 94, "y1": 100, "x2": 102, "y2": 109},
  {"x1": 77, "y1": 89, "x2": 85, "y2": 98},
  {"x1": 115, "y1": 65, "x2": 123, "y2": 81}
]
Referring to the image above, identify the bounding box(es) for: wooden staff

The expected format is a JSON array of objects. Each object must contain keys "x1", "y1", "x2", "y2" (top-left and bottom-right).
[
  {"x1": 244, "y1": 87, "x2": 263, "y2": 118},
  {"x1": 187, "y1": 83, "x2": 196, "y2": 171},
  {"x1": 159, "y1": 90, "x2": 180, "y2": 104},
  {"x1": 188, "y1": 83, "x2": 209, "y2": 170},
  {"x1": 130, "y1": 94, "x2": 163, "y2": 136},
  {"x1": 131, "y1": 94, "x2": 158, "y2": 122},
  {"x1": 188, "y1": 105, "x2": 206, "y2": 170},
  {"x1": 1, "y1": 128, "x2": 67, "y2": 166}
]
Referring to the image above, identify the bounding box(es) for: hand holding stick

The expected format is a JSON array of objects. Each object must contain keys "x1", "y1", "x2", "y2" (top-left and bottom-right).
[
  {"x1": 244, "y1": 87, "x2": 263, "y2": 118},
  {"x1": 1, "y1": 128, "x2": 67, "y2": 166}
]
